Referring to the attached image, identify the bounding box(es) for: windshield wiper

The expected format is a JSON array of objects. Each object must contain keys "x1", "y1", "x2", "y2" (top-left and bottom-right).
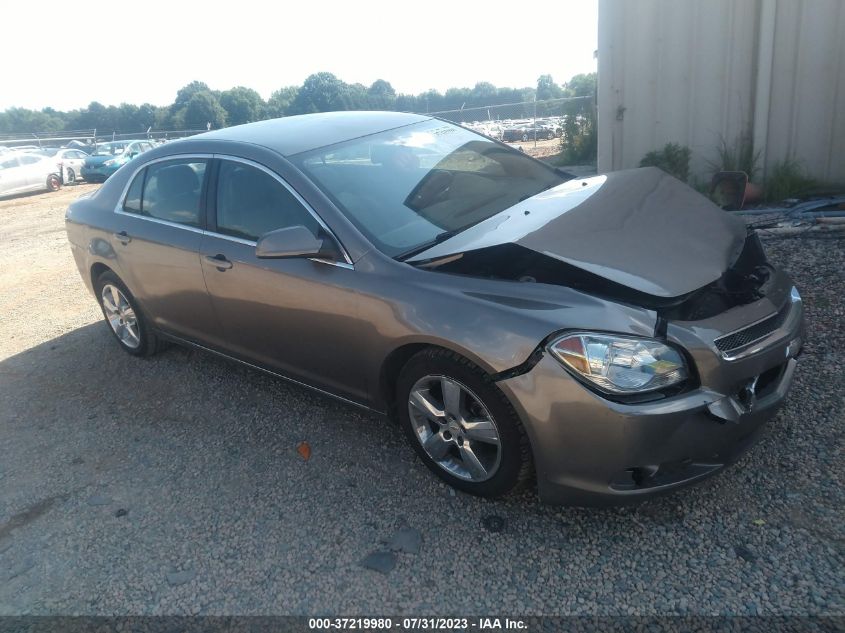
[{"x1": 395, "y1": 229, "x2": 463, "y2": 262}]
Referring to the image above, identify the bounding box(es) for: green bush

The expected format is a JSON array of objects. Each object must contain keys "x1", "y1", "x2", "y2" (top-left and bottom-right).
[
  {"x1": 639, "y1": 143, "x2": 691, "y2": 182},
  {"x1": 556, "y1": 118, "x2": 597, "y2": 166},
  {"x1": 764, "y1": 158, "x2": 819, "y2": 202}
]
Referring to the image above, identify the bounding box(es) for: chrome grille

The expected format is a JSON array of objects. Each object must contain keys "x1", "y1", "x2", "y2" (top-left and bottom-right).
[{"x1": 714, "y1": 303, "x2": 789, "y2": 355}]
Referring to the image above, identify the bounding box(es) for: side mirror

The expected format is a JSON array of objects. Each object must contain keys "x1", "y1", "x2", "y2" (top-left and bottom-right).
[{"x1": 255, "y1": 225, "x2": 340, "y2": 260}]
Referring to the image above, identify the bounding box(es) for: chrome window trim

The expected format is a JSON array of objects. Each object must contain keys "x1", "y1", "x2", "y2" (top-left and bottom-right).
[
  {"x1": 213, "y1": 154, "x2": 353, "y2": 266},
  {"x1": 113, "y1": 209, "x2": 207, "y2": 235},
  {"x1": 112, "y1": 152, "x2": 354, "y2": 269},
  {"x1": 199, "y1": 230, "x2": 354, "y2": 269},
  {"x1": 205, "y1": 232, "x2": 256, "y2": 247}
]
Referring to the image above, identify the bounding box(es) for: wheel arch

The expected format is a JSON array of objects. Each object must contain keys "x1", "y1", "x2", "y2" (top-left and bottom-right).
[
  {"x1": 377, "y1": 340, "x2": 502, "y2": 420},
  {"x1": 90, "y1": 262, "x2": 115, "y2": 290}
]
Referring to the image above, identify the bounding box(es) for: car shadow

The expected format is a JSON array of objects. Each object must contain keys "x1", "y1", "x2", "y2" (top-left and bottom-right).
[{"x1": 0, "y1": 321, "x2": 695, "y2": 531}]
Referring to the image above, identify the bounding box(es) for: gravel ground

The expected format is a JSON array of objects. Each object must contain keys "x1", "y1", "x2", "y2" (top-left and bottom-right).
[{"x1": 0, "y1": 186, "x2": 843, "y2": 616}]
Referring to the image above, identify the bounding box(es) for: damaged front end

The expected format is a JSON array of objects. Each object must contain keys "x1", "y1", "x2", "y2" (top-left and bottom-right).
[
  {"x1": 397, "y1": 168, "x2": 805, "y2": 504},
  {"x1": 418, "y1": 228, "x2": 773, "y2": 329}
]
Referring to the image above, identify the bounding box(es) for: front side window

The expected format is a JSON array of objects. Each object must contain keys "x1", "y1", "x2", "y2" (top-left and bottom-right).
[
  {"x1": 215, "y1": 161, "x2": 318, "y2": 241},
  {"x1": 291, "y1": 119, "x2": 565, "y2": 257},
  {"x1": 122, "y1": 159, "x2": 207, "y2": 226}
]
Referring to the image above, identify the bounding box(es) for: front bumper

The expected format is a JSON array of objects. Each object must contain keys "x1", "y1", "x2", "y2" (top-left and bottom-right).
[
  {"x1": 498, "y1": 285, "x2": 805, "y2": 506},
  {"x1": 81, "y1": 165, "x2": 117, "y2": 182}
]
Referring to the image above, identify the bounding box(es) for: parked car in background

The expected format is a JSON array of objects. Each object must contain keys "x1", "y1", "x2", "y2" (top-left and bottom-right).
[
  {"x1": 7, "y1": 145, "x2": 44, "y2": 153},
  {"x1": 66, "y1": 112, "x2": 805, "y2": 505},
  {"x1": 0, "y1": 152, "x2": 61, "y2": 197},
  {"x1": 40, "y1": 147, "x2": 90, "y2": 184},
  {"x1": 502, "y1": 122, "x2": 557, "y2": 142},
  {"x1": 64, "y1": 140, "x2": 92, "y2": 153},
  {"x1": 81, "y1": 140, "x2": 154, "y2": 182}
]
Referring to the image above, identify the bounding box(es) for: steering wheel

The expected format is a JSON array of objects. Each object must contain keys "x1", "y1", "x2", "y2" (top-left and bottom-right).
[{"x1": 409, "y1": 170, "x2": 453, "y2": 209}]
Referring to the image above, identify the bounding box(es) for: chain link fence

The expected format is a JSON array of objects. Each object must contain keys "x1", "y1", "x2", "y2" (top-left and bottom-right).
[
  {"x1": 421, "y1": 95, "x2": 596, "y2": 163},
  {"x1": 0, "y1": 128, "x2": 206, "y2": 150}
]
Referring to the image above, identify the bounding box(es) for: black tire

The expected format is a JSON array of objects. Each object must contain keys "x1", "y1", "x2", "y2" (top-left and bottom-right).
[
  {"x1": 94, "y1": 270, "x2": 161, "y2": 357},
  {"x1": 521, "y1": 133, "x2": 529, "y2": 142},
  {"x1": 546, "y1": 131, "x2": 554, "y2": 140},
  {"x1": 66, "y1": 168, "x2": 76, "y2": 184},
  {"x1": 396, "y1": 348, "x2": 532, "y2": 498},
  {"x1": 46, "y1": 174, "x2": 61, "y2": 192}
]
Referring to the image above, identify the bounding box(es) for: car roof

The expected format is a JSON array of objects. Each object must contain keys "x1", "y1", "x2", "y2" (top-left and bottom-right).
[{"x1": 193, "y1": 111, "x2": 432, "y2": 157}]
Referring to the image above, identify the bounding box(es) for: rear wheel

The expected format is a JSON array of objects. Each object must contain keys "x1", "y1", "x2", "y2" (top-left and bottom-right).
[
  {"x1": 65, "y1": 168, "x2": 76, "y2": 184},
  {"x1": 397, "y1": 348, "x2": 532, "y2": 498},
  {"x1": 94, "y1": 271, "x2": 160, "y2": 357},
  {"x1": 46, "y1": 174, "x2": 61, "y2": 191}
]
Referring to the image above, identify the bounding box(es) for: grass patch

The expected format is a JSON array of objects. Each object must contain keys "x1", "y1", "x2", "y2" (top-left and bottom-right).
[
  {"x1": 639, "y1": 143, "x2": 691, "y2": 182},
  {"x1": 764, "y1": 158, "x2": 820, "y2": 203}
]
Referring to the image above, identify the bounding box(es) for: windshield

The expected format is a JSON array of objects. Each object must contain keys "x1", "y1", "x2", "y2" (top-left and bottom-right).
[
  {"x1": 292, "y1": 119, "x2": 565, "y2": 258},
  {"x1": 92, "y1": 143, "x2": 126, "y2": 156}
]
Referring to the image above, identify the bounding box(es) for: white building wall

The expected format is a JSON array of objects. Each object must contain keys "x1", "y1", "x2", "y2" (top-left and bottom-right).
[{"x1": 597, "y1": 0, "x2": 845, "y2": 183}]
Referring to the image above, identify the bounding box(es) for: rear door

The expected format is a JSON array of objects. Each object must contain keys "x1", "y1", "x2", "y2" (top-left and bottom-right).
[
  {"x1": 65, "y1": 150, "x2": 86, "y2": 178},
  {"x1": 199, "y1": 157, "x2": 367, "y2": 403},
  {"x1": 112, "y1": 156, "x2": 223, "y2": 346}
]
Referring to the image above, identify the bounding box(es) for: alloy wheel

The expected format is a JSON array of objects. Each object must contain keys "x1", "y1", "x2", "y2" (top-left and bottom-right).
[
  {"x1": 101, "y1": 284, "x2": 141, "y2": 349},
  {"x1": 407, "y1": 375, "x2": 502, "y2": 482}
]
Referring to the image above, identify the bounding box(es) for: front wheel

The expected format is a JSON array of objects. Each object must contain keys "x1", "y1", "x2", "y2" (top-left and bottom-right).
[
  {"x1": 397, "y1": 348, "x2": 532, "y2": 498},
  {"x1": 65, "y1": 168, "x2": 76, "y2": 184},
  {"x1": 521, "y1": 133, "x2": 529, "y2": 142},
  {"x1": 94, "y1": 270, "x2": 160, "y2": 356}
]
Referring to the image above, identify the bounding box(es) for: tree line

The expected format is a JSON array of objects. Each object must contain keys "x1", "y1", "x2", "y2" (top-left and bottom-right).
[{"x1": 0, "y1": 72, "x2": 595, "y2": 135}]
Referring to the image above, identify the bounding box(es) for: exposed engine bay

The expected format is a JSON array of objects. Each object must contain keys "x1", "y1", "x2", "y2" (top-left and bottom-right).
[{"x1": 418, "y1": 230, "x2": 772, "y2": 322}]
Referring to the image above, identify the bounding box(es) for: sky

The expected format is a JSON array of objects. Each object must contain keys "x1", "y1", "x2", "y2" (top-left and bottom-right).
[{"x1": 1, "y1": 0, "x2": 598, "y2": 112}]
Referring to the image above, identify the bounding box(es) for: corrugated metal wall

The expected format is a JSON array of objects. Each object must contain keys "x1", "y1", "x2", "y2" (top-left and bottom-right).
[{"x1": 597, "y1": 0, "x2": 845, "y2": 183}]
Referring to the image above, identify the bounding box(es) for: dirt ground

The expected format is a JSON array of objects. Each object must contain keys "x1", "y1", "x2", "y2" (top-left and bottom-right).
[
  {"x1": 0, "y1": 182, "x2": 841, "y2": 616},
  {"x1": 503, "y1": 137, "x2": 562, "y2": 159},
  {"x1": 0, "y1": 184, "x2": 102, "y2": 360}
]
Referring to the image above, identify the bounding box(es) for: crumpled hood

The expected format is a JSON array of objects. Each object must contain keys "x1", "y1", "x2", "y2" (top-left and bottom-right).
[{"x1": 409, "y1": 167, "x2": 748, "y2": 298}]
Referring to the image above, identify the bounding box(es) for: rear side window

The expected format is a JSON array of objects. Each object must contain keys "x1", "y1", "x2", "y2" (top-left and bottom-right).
[
  {"x1": 215, "y1": 160, "x2": 318, "y2": 241},
  {"x1": 123, "y1": 159, "x2": 207, "y2": 226},
  {"x1": 123, "y1": 170, "x2": 144, "y2": 213},
  {"x1": 19, "y1": 155, "x2": 40, "y2": 165}
]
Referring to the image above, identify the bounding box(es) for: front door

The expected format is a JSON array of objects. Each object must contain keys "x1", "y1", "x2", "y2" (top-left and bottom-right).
[{"x1": 199, "y1": 158, "x2": 367, "y2": 403}]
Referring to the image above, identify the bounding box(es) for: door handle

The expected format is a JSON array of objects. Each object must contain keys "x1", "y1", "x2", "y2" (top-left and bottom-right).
[
  {"x1": 205, "y1": 254, "x2": 233, "y2": 270},
  {"x1": 113, "y1": 231, "x2": 131, "y2": 244}
]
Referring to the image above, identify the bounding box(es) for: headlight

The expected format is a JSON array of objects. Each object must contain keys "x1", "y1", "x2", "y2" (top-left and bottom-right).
[
  {"x1": 103, "y1": 159, "x2": 117, "y2": 167},
  {"x1": 548, "y1": 333, "x2": 688, "y2": 394}
]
